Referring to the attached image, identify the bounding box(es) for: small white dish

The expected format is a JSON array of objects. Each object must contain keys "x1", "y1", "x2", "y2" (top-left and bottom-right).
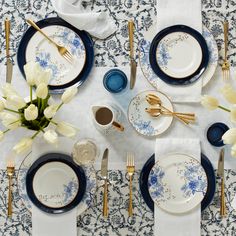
[
  {"x1": 148, "y1": 153, "x2": 208, "y2": 214},
  {"x1": 128, "y1": 90, "x2": 173, "y2": 137}
]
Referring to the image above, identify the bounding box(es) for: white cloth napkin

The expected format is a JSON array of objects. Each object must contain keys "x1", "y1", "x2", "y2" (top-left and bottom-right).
[
  {"x1": 51, "y1": 0, "x2": 117, "y2": 39},
  {"x1": 155, "y1": 138, "x2": 201, "y2": 236},
  {"x1": 31, "y1": 138, "x2": 77, "y2": 236},
  {"x1": 155, "y1": 0, "x2": 202, "y2": 103}
]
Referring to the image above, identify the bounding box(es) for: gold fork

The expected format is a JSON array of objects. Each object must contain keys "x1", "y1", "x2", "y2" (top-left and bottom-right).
[
  {"x1": 127, "y1": 152, "x2": 135, "y2": 217},
  {"x1": 26, "y1": 19, "x2": 73, "y2": 63},
  {"x1": 7, "y1": 160, "x2": 15, "y2": 217},
  {"x1": 222, "y1": 20, "x2": 230, "y2": 80}
]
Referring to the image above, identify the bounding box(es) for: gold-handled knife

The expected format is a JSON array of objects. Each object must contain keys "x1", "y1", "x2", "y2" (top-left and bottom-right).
[
  {"x1": 128, "y1": 20, "x2": 137, "y2": 90},
  {"x1": 218, "y1": 148, "x2": 226, "y2": 217},
  {"x1": 101, "y1": 148, "x2": 109, "y2": 217},
  {"x1": 5, "y1": 18, "x2": 13, "y2": 84}
]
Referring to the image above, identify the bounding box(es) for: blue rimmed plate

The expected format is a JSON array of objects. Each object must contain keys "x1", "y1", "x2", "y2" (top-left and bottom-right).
[
  {"x1": 17, "y1": 152, "x2": 97, "y2": 215},
  {"x1": 139, "y1": 153, "x2": 216, "y2": 212},
  {"x1": 149, "y1": 25, "x2": 209, "y2": 85},
  {"x1": 17, "y1": 17, "x2": 94, "y2": 93}
]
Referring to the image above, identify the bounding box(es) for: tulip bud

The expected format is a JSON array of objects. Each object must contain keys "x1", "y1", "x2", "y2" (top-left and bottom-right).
[
  {"x1": 61, "y1": 87, "x2": 78, "y2": 104},
  {"x1": 13, "y1": 137, "x2": 33, "y2": 154},
  {"x1": 36, "y1": 83, "x2": 48, "y2": 99},
  {"x1": 201, "y1": 95, "x2": 219, "y2": 110},
  {"x1": 222, "y1": 128, "x2": 236, "y2": 145},
  {"x1": 43, "y1": 129, "x2": 58, "y2": 144},
  {"x1": 0, "y1": 112, "x2": 21, "y2": 130},
  {"x1": 24, "y1": 61, "x2": 39, "y2": 86},
  {"x1": 44, "y1": 104, "x2": 58, "y2": 119},
  {"x1": 24, "y1": 104, "x2": 38, "y2": 121},
  {"x1": 7, "y1": 94, "x2": 26, "y2": 109},
  {"x1": 56, "y1": 121, "x2": 77, "y2": 137}
]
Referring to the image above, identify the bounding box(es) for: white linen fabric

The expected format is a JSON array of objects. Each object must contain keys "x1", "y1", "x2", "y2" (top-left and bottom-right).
[
  {"x1": 50, "y1": 0, "x2": 117, "y2": 39},
  {"x1": 155, "y1": 0, "x2": 203, "y2": 103},
  {"x1": 155, "y1": 138, "x2": 201, "y2": 236},
  {"x1": 31, "y1": 138, "x2": 77, "y2": 236}
]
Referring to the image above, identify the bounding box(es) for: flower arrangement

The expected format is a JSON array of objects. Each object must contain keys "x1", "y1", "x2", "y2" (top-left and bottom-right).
[
  {"x1": 0, "y1": 62, "x2": 78, "y2": 154},
  {"x1": 201, "y1": 84, "x2": 236, "y2": 157}
]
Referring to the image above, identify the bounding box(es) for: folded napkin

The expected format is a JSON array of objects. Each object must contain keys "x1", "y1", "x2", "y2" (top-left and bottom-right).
[
  {"x1": 32, "y1": 138, "x2": 77, "y2": 236},
  {"x1": 155, "y1": 0, "x2": 202, "y2": 103},
  {"x1": 51, "y1": 0, "x2": 117, "y2": 39},
  {"x1": 155, "y1": 138, "x2": 201, "y2": 236}
]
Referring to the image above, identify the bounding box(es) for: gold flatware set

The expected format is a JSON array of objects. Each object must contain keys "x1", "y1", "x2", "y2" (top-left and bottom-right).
[
  {"x1": 222, "y1": 20, "x2": 230, "y2": 81},
  {"x1": 145, "y1": 94, "x2": 196, "y2": 125},
  {"x1": 7, "y1": 160, "x2": 15, "y2": 217}
]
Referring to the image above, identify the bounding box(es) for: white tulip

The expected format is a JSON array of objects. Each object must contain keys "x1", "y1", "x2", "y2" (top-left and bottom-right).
[
  {"x1": 0, "y1": 100, "x2": 5, "y2": 112},
  {"x1": 231, "y1": 144, "x2": 236, "y2": 157},
  {"x1": 2, "y1": 83, "x2": 17, "y2": 98},
  {"x1": 36, "y1": 83, "x2": 48, "y2": 99},
  {"x1": 35, "y1": 68, "x2": 52, "y2": 86},
  {"x1": 201, "y1": 95, "x2": 219, "y2": 110},
  {"x1": 43, "y1": 129, "x2": 58, "y2": 144},
  {"x1": 221, "y1": 84, "x2": 236, "y2": 104},
  {"x1": 44, "y1": 104, "x2": 58, "y2": 119},
  {"x1": 230, "y1": 107, "x2": 236, "y2": 123},
  {"x1": 0, "y1": 131, "x2": 4, "y2": 141},
  {"x1": 222, "y1": 128, "x2": 236, "y2": 145},
  {"x1": 24, "y1": 104, "x2": 38, "y2": 121},
  {"x1": 7, "y1": 94, "x2": 26, "y2": 109},
  {"x1": 0, "y1": 112, "x2": 21, "y2": 130},
  {"x1": 61, "y1": 87, "x2": 78, "y2": 104},
  {"x1": 24, "y1": 61, "x2": 39, "y2": 86},
  {"x1": 56, "y1": 121, "x2": 77, "y2": 138},
  {"x1": 13, "y1": 137, "x2": 33, "y2": 154}
]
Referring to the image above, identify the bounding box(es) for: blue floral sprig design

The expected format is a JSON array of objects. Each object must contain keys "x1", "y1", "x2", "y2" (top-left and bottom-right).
[
  {"x1": 156, "y1": 42, "x2": 172, "y2": 69},
  {"x1": 63, "y1": 178, "x2": 79, "y2": 204}
]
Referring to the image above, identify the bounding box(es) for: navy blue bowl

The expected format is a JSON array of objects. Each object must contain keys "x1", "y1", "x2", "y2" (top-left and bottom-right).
[
  {"x1": 103, "y1": 69, "x2": 128, "y2": 93},
  {"x1": 207, "y1": 122, "x2": 229, "y2": 147}
]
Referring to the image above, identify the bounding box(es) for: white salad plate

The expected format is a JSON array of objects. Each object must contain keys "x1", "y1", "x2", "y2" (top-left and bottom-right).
[
  {"x1": 148, "y1": 153, "x2": 208, "y2": 214},
  {"x1": 156, "y1": 32, "x2": 202, "y2": 78},
  {"x1": 128, "y1": 90, "x2": 173, "y2": 137},
  {"x1": 17, "y1": 152, "x2": 97, "y2": 215},
  {"x1": 139, "y1": 26, "x2": 218, "y2": 87}
]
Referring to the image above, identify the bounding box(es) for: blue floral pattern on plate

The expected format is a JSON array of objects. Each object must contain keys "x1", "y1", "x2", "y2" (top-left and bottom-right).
[{"x1": 148, "y1": 153, "x2": 208, "y2": 214}]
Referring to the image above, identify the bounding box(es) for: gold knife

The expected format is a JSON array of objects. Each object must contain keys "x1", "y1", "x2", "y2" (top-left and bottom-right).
[
  {"x1": 218, "y1": 148, "x2": 226, "y2": 217},
  {"x1": 128, "y1": 20, "x2": 137, "y2": 90},
  {"x1": 101, "y1": 148, "x2": 109, "y2": 217},
  {"x1": 5, "y1": 18, "x2": 13, "y2": 84}
]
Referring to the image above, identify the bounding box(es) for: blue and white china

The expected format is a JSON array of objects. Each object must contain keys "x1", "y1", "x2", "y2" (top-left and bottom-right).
[
  {"x1": 26, "y1": 153, "x2": 86, "y2": 214},
  {"x1": 103, "y1": 69, "x2": 128, "y2": 93},
  {"x1": 140, "y1": 153, "x2": 216, "y2": 212},
  {"x1": 149, "y1": 25, "x2": 209, "y2": 85},
  {"x1": 91, "y1": 102, "x2": 124, "y2": 135},
  {"x1": 207, "y1": 122, "x2": 229, "y2": 147},
  {"x1": 17, "y1": 152, "x2": 97, "y2": 215},
  {"x1": 148, "y1": 153, "x2": 208, "y2": 214},
  {"x1": 128, "y1": 90, "x2": 173, "y2": 137},
  {"x1": 140, "y1": 25, "x2": 216, "y2": 87},
  {"x1": 17, "y1": 17, "x2": 94, "y2": 93}
]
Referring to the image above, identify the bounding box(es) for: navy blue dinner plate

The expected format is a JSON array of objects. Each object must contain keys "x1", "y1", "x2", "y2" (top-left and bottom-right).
[
  {"x1": 149, "y1": 25, "x2": 209, "y2": 85},
  {"x1": 26, "y1": 153, "x2": 86, "y2": 214},
  {"x1": 17, "y1": 17, "x2": 94, "y2": 93},
  {"x1": 139, "y1": 153, "x2": 215, "y2": 212}
]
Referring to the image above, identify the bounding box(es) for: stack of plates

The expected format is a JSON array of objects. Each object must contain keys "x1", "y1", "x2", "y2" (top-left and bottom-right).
[
  {"x1": 139, "y1": 153, "x2": 216, "y2": 212},
  {"x1": 139, "y1": 25, "x2": 218, "y2": 87},
  {"x1": 17, "y1": 17, "x2": 94, "y2": 93}
]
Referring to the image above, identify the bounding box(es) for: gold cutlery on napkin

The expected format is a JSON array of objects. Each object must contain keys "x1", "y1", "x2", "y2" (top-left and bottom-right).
[
  {"x1": 218, "y1": 148, "x2": 226, "y2": 217},
  {"x1": 101, "y1": 148, "x2": 109, "y2": 217},
  {"x1": 26, "y1": 19, "x2": 73, "y2": 63},
  {"x1": 128, "y1": 19, "x2": 137, "y2": 89},
  {"x1": 5, "y1": 18, "x2": 13, "y2": 84},
  {"x1": 222, "y1": 20, "x2": 230, "y2": 80},
  {"x1": 127, "y1": 152, "x2": 135, "y2": 217},
  {"x1": 7, "y1": 160, "x2": 15, "y2": 217}
]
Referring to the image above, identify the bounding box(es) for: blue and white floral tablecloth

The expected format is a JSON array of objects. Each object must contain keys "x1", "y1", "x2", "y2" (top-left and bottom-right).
[{"x1": 0, "y1": 0, "x2": 236, "y2": 235}]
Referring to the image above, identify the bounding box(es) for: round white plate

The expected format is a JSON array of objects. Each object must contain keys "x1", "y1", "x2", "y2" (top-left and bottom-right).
[
  {"x1": 128, "y1": 90, "x2": 173, "y2": 137},
  {"x1": 26, "y1": 25, "x2": 86, "y2": 86},
  {"x1": 17, "y1": 152, "x2": 97, "y2": 216},
  {"x1": 32, "y1": 161, "x2": 79, "y2": 208},
  {"x1": 156, "y1": 32, "x2": 202, "y2": 78},
  {"x1": 139, "y1": 26, "x2": 218, "y2": 87},
  {"x1": 148, "y1": 153, "x2": 208, "y2": 214}
]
